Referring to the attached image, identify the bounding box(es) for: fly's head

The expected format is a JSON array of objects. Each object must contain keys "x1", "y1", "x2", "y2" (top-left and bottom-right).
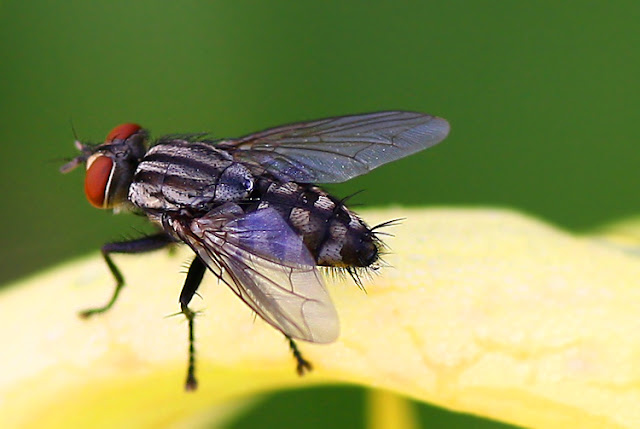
[{"x1": 61, "y1": 123, "x2": 148, "y2": 210}]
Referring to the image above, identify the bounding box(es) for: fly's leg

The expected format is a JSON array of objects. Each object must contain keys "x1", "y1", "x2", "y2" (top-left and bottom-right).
[
  {"x1": 181, "y1": 304, "x2": 198, "y2": 391},
  {"x1": 80, "y1": 233, "x2": 174, "y2": 318},
  {"x1": 287, "y1": 335, "x2": 312, "y2": 375},
  {"x1": 179, "y1": 256, "x2": 206, "y2": 391}
]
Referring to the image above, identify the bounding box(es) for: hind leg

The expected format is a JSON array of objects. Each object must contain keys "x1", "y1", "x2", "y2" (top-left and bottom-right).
[{"x1": 286, "y1": 335, "x2": 313, "y2": 375}]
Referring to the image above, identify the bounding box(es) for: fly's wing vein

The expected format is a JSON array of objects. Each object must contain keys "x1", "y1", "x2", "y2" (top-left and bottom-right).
[{"x1": 219, "y1": 111, "x2": 449, "y2": 183}]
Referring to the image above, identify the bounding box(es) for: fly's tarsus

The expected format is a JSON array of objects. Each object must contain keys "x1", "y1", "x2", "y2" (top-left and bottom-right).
[
  {"x1": 79, "y1": 250, "x2": 125, "y2": 318},
  {"x1": 287, "y1": 336, "x2": 313, "y2": 375},
  {"x1": 181, "y1": 302, "x2": 198, "y2": 391}
]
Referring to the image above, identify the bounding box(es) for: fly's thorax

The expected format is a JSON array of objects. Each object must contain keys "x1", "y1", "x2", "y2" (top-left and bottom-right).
[
  {"x1": 129, "y1": 140, "x2": 254, "y2": 214},
  {"x1": 254, "y1": 179, "x2": 380, "y2": 268}
]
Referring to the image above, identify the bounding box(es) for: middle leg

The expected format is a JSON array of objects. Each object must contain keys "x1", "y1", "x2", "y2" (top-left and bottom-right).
[{"x1": 179, "y1": 256, "x2": 207, "y2": 391}]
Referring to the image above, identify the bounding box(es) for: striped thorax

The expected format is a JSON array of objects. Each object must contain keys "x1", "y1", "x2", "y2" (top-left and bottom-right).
[{"x1": 130, "y1": 141, "x2": 254, "y2": 215}]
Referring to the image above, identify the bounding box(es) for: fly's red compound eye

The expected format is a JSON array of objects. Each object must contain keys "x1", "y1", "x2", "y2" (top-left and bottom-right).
[
  {"x1": 106, "y1": 123, "x2": 142, "y2": 142},
  {"x1": 84, "y1": 154, "x2": 114, "y2": 208}
]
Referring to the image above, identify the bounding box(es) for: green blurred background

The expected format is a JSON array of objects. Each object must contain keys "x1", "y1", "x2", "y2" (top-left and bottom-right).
[{"x1": 1, "y1": 1, "x2": 638, "y2": 427}]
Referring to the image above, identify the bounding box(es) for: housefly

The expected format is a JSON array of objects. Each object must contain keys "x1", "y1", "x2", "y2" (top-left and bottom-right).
[{"x1": 61, "y1": 111, "x2": 450, "y2": 390}]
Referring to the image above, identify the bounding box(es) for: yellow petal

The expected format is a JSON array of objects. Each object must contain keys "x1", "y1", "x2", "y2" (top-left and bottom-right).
[{"x1": 1, "y1": 208, "x2": 640, "y2": 428}]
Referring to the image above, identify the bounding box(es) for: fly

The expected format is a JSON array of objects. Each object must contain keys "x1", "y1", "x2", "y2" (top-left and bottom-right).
[{"x1": 61, "y1": 111, "x2": 450, "y2": 390}]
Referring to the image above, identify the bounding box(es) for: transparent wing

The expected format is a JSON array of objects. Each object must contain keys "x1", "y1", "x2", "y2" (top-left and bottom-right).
[
  {"x1": 169, "y1": 205, "x2": 339, "y2": 343},
  {"x1": 218, "y1": 111, "x2": 450, "y2": 183}
]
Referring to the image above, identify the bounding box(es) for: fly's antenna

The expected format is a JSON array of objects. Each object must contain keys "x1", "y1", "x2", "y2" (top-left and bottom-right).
[
  {"x1": 59, "y1": 119, "x2": 99, "y2": 173},
  {"x1": 69, "y1": 117, "x2": 80, "y2": 142}
]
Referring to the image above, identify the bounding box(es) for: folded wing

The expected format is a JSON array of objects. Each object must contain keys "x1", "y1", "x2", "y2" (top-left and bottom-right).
[{"x1": 169, "y1": 205, "x2": 339, "y2": 343}]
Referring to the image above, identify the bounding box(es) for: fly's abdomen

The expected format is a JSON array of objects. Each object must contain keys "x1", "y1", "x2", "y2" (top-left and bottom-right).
[{"x1": 253, "y1": 180, "x2": 380, "y2": 268}]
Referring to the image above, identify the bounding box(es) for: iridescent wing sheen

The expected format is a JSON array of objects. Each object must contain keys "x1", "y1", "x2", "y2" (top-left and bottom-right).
[
  {"x1": 168, "y1": 204, "x2": 339, "y2": 343},
  {"x1": 217, "y1": 111, "x2": 449, "y2": 183}
]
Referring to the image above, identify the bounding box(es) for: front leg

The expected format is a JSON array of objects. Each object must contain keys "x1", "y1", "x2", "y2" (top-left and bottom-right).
[{"x1": 80, "y1": 232, "x2": 175, "y2": 318}]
